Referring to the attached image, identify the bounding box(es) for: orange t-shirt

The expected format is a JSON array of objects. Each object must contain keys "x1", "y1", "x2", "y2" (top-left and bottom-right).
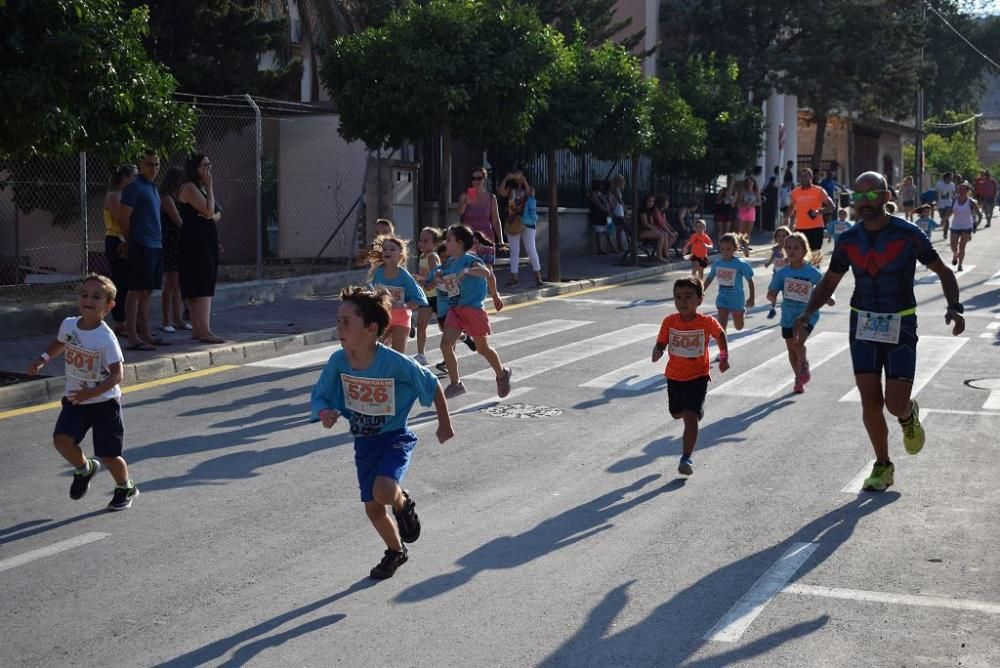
[
  {"x1": 656, "y1": 312, "x2": 724, "y2": 381},
  {"x1": 687, "y1": 232, "x2": 713, "y2": 259},
  {"x1": 789, "y1": 185, "x2": 827, "y2": 230}
]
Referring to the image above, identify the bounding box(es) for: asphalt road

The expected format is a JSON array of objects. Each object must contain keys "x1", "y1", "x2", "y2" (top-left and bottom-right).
[{"x1": 2, "y1": 227, "x2": 999, "y2": 667}]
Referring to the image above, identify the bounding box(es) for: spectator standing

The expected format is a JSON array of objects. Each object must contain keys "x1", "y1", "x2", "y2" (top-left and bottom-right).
[
  {"x1": 456, "y1": 167, "x2": 503, "y2": 311},
  {"x1": 497, "y1": 170, "x2": 542, "y2": 287},
  {"x1": 897, "y1": 175, "x2": 918, "y2": 221},
  {"x1": 974, "y1": 170, "x2": 996, "y2": 228},
  {"x1": 713, "y1": 178, "x2": 735, "y2": 244},
  {"x1": 608, "y1": 174, "x2": 628, "y2": 253},
  {"x1": 588, "y1": 179, "x2": 615, "y2": 254},
  {"x1": 118, "y1": 150, "x2": 164, "y2": 351},
  {"x1": 158, "y1": 167, "x2": 188, "y2": 333},
  {"x1": 178, "y1": 154, "x2": 225, "y2": 344},
  {"x1": 102, "y1": 165, "x2": 137, "y2": 336},
  {"x1": 763, "y1": 168, "x2": 779, "y2": 231},
  {"x1": 734, "y1": 176, "x2": 760, "y2": 256}
]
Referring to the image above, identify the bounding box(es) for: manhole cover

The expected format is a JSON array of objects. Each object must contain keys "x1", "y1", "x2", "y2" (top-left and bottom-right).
[
  {"x1": 965, "y1": 378, "x2": 1000, "y2": 391},
  {"x1": 480, "y1": 403, "x2": 563, "y2": 419}
]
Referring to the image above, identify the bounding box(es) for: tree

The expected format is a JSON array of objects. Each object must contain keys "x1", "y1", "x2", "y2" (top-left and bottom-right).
[
  {"x1": 922, "y1": 3, "x2": 1000, "y2": 117},
  {"x1": 534, "y1": 0, "x2": 643, "y2": 49},
  {"x1": 904, "y1": 110, "x2": 984, "y2": 179},
  {"x1": 322, "y1": 0, "x2": 560, "y2": 226},
  {"x1": 121, "y1": 0, "x2": 301, "y2": 98},
  {"x1": 0, "y1": 0, "x2": 194, "y2": 163}
]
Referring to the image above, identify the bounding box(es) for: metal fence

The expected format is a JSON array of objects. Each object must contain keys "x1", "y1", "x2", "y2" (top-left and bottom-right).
[{"x1": 0, "y1": 95, "x2": 371, "y2": 300}]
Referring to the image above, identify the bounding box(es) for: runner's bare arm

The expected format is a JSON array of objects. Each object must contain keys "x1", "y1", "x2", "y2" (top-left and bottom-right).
[
  {"x1": 745, "y1": 280, "x2": 755, "y2": 308},
  {"x1": 927, "y1": 259, "x2": 965, "y2": 335},
  {"x1": 714, "y1": 329, "x2": 730, "y2": 372},
  {"x1": 27, "y1": 340, "x2": 66, "y2": 375},
  {"x1": 434, "y1": 384, "x2": 454, "y2": 444},
  {"x1": 801, "y1": 269, "x2": 844, "y2": 318},
  {"x1": 766, "y1": 288, "x2": 778, "y2": 304}
]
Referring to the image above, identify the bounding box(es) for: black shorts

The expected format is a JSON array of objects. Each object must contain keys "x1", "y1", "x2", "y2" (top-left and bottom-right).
[
  {"x1": 427, "y1": 296, "x2": 438, "y2": 313},
  {"x1": 667, "y1": 376, "x2": 709, "y2": 419},
  {"x1": 128, "y1": 242, "x2": 163, "y2": 291},
  {"x1": 848, "y1": 312, "x2": 918, "y2": 382},
  {"x1": 54, "y1": 398, "x2": 125, "y2": 458},
  {"x1": 800, "y1": 227, "x2": 824, "y2": 253},
  {"x1": 782, "y1": 323, "x2": 813, "y2": 339},
  {"x1": 692, "y1": 256, "x2": 709, "y2": 268}
]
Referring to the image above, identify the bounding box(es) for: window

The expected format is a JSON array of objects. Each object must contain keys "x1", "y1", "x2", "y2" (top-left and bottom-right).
[{"x1": 988, "y1": 140, "x2": 1000, "y2": 153}]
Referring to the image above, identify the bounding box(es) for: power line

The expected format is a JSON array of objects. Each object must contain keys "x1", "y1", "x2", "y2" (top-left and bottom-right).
[
  {"x1": 923, "y1": 1, "x2": 1000, "y2": 71},
  {"x1": 924, "y1": 113, "x2": 984, "y2": 128}
]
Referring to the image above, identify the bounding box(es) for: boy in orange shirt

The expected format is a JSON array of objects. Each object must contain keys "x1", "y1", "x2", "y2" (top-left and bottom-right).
[
  {"x1": 651, "y1": 277, "x2": 730, "y2": 476},
  {"x1": 682, "y1": 219, "x2": 713, "y2": 280}
]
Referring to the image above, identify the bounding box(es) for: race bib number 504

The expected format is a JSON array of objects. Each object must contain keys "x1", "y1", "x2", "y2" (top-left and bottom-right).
[
  {"x1": 342, "y1": 375, "x2": 396, "y2": 416},
  {"x1": 668, "y1": 328, "x2": 706, "y2": 359}
]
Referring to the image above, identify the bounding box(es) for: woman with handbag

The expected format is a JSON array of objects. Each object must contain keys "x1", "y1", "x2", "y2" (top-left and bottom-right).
[{"x1": 498, "y1": 170, "x2": 543, "y2": 287}]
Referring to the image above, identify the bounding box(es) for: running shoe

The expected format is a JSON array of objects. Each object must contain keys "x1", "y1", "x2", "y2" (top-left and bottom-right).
[
  {"x1": 392, "y1": 490, "x2": 421, "y2": 543},
  {"x1": 69, "y1": 458, "x2": 101, "y2": 500},
  {"x1": 957, "y1": 265, "x2": 964, "y2": 272},
  {"x1": 952, "y1": 256, "x2": 958, "y2": 265},
  {"x1": 678, "y1": 456, "x2": 694, "y2": 476},
  {"x1": 766, "y1": 307, "x2": 777, "y2": 319},
  {"x1": 901, "y1": 399, "x2": 925, "y2": 455},
  {"x1": 435, "y1": 361, "x2": 448, "y2": 374},
  {"x1": 461, "y1": 335, "x2": 477, "y2": 352},
  {"x1": 413, "y1": 353, "x2": 428, "y2": 366},
  {"x1": 862, "y1": 461, "x2": 895, "y2": 492},
  {"x1": 369, "y1": 547, "x2": 408, "y2": 580},
  {"x1": 496, "y1": 367, "x2": 512, "y2": 399},
  {"x1": 444, "y1": 382, "x2": 467, "y2": 399},
  {"x1": 107, "y1": 484, "x2": 139, "y2": 511},
  {"x1": 160, "y1": 324, "x2": 176, "y2": 333},
  {"x1": 799, "y1": 361, "x2": 811, "y2": 385}
]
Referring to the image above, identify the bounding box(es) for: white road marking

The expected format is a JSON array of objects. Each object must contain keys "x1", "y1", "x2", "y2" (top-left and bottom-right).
[
  {"x1": 985, "y1": 269, "x2": 1000, "y2": 286},
  {"x1": 841, "y1": 459, "x2": 877, "y2": 494},
  {"x1": 710, "y1": 332, "x2": 849, "y2": 398},
  {"x1": 986, "y1": 322, "x2": 1000, "y2": 331},
  {"x1": 558, "y1": 297, "x2": 669, "y2": 308},
  {"x1": 409, "y1": 387, "x2": 534, "y2": 431},
  {"x1": 703, "y1": 542, "x2": 818, "y2": 642},
  {"x1": 456, "y1": 319, "x2": 590, "y2": 359},
  {"x1": 0, "y1": 532, "x2": 109, "y2": 573},
  {"x1": 982, "y1": 390, "x2": 1000, "y2": 412},
  {"x1": 980, "y1": 332, "x2": 997, "y2": 339},
  {"x1": 782, "y1": 583, "x2": 1000, "y2": 615},
  {"x1": 924, "y1": 408, "x2": 1000, "y2": 417},
  {"x1": 465, "y1": 324, "x2": 661, "y2": 382},
  {"x1": 839, "y1": 336, "x2": 968, "y2": 403},
  {"x1": 580, "y1": 327, "x2": 773, "y2": 392},
  {"x1": 916, "y1": 265, "x2": 975, "y2": 283}
]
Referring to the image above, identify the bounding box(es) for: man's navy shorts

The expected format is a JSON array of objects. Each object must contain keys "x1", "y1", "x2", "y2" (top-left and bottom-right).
[
  {"x1": 128, "y1": 242, "x2": 163, "y2": 291},
  {"x1": 848, "y1": 312, "x2": 918, "y2": 382},
  {"x1": 354, "y1": 428, "x2": 417, "y2": 502},
  {"x1": 54, "y1": 398, "x2": 125, "y2": 458}
]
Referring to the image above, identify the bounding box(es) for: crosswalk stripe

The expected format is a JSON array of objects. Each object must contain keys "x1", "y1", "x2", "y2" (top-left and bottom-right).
[
  {"x1": 915, "y1": 265, "x2": 975, "y2": 283},
  {"x1": 709, "y1": 331, "x2": 849, "y2": 397},
  {"x1": 465, "y1": 324, "x2": 661, "y2": 382},
  {"x1": 455, "y1": 319, "x2": 591, "y2": 360},
  {"x1": 580, "y1": 326, "x2": 774, "y2": 392},
  {"x1": 986, "y1": 269, "x2": 1000, "y2": 286},
  {"x1": 983, "y1": 386, "x2": 1000, "y2": 411},
  {"x1": 838, "y1": 335, "x2": 968, "y2": 403}
]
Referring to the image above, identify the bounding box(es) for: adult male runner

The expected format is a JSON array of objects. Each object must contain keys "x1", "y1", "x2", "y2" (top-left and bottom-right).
[
  {"x1": 794, "y1": 172, "x2": 965, "y2": 491},
  {"x1": 784, "y1": 168, "x2": 835, "y2": 265}
]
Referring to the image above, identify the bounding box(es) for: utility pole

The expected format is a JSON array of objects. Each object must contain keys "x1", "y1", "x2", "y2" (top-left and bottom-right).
[{"x1": 915, "y1": 0, "x2": 926, "y2": 189}]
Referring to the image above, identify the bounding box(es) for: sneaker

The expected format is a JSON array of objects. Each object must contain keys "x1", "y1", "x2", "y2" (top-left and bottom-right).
[
  {"x1": 901, "y1": 399, "x2": 925, "y2": 455},
  {"x1": 461, "y1": 335, "x2": 477, "y2": 352},
  {"x1": 678, "y1": 456, "x2": 694, "y2": 476},
  {"x1": 392, "y1": 490, "x2": 421, "y2": 543},
  {"x1": 496, "y1": 367, "x2": 512, "y2": 398},
  {"x1": 766, "y1": 307, "x2": 777, "y2": 319},
  {"x1": 69, "y1": 458, "x2": 101, "y2": 500},
  {"x1": 957, "y1": 265, "x2": 964, "y2": 272},
  {"x1": 413, "y1": 353, "x2": 428, "y2": 366},
  {"x1": 435, "y1": 361, "x2": 449, "y2": 374},
  {"x1": 182, "y1": 322, "x2": 193, "y2": 330},
  {"x1": 862, "y1": 461, "x2": 895, "y2": 492},
  {"x1": 952, "y1": 256, "x2": 958, "y2": 265},
  {"x1": 160, "y1": 324, "x2": 176, "y2": 333},
  {"x1": 444, "y1": 382, "x2": 467, "y2": 399},
  {"x1": 799, "y1": 361, "x2": 811, "y2": 385},
  {"x1": 370, "y1": 547, "x2": 408, "y2": 580},
  {"x1": 107, "y1": 484, "x2": 139, "y2": 511}
]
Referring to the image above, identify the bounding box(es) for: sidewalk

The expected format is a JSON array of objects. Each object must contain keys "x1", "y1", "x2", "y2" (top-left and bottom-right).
[{"x1": 0, "y1": 233, "x2": 776, "y2": 411}]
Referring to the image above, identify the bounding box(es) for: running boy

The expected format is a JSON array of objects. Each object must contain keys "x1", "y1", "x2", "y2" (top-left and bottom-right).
[
  {"x1": 766, "y1": 232, "x2": 834, "y2": 394},
  {"x1": 683, "y1": 219, "x2": 713, "y2": 280},
  {"x1": 764, "y1": 226, "x2": 791, "y2": 319},
  {"x1": 913, "y1": 205, "x2": 938, "y2": 238},
  {"x1": 27, "y1": 274, "x2": 138, "y2": 510},
  {"x1": 652, "y1": 278, "x2": 729, "y2": 476},
  {"x1": 827, "y1": 208, "x2": 854, "y2": 244},
  {"x1": 703, "y1": 233, "x2": 755, "y2": 332},
  {"x1": 311, "y1": 287, "x2": 453, "y2": 580}
]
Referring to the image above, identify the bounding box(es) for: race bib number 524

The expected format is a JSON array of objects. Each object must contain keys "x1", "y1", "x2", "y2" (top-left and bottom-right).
[{"x1": 342, "y1": 375, "x2": 396, "y2": 417}]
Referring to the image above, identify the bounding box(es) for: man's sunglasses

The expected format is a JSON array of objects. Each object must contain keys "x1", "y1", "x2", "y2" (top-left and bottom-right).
[{"x1": 851, "y1": 190, "x2": 888, "y2": 202}]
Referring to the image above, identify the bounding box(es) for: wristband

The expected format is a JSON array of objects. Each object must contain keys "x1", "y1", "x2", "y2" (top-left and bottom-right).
[
  {"x1": 718, "y1": 352, "x2": 729, "y2": 361},
  {"x1": 39, "y1": 352, "x2": 50, "y2": 363}
]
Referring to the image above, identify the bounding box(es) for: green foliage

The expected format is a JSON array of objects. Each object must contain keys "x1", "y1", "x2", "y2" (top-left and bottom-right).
[
  {"x1": 664, "y1": 54, "x2": 762, "y2": 181},
  {"x1": 583, "y1": 44, "x2": 656, "y2": 160},
  {"x1": 911, "y1": 110, "x2": 984, "y2": 179},
  {"x1": 322, "y1": 0, "x2": 560, "y2": 149},
  {"x1": 647, "y1": 81, "x2": 706, "y2": 171},
  {"x1": 923, "y1": 3, "x2": 1000, "y2": 116}
]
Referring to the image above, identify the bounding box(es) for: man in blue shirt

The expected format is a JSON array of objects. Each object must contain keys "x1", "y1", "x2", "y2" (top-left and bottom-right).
[{"x1": 119, "y1": 150, "x2": 163, "y2": 350}]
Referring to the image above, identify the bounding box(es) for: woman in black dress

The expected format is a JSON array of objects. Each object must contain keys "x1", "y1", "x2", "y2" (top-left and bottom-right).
[{"x1": 178, "y1": 153, "x2": 224, "y2": 343}]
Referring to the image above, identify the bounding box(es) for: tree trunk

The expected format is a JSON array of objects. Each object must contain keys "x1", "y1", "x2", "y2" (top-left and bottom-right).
[
  {"x1": 438, "y1": 124, "x2": 452, "y2": 229},
  {"x1": 811, "y1": 109, "x2": 827, "y2": 174},
  {"x1": 546, "y1": 148, "x2": 561, "y2": 282},
  {"x1": 630, "y1": 152, "x2": 640, "y2": 266}
]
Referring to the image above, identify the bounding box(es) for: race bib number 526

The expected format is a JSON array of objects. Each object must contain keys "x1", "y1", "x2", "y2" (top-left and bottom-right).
[{"x1": 342, "y1": 375, "x2": 396, "y2": 416}]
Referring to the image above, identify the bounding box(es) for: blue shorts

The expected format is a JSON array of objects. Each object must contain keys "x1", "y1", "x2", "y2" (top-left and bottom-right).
[
  {"x1": 715, "y1": 293, "x2": 746, "y2": 313},
  {"x1": 54, "y1": 398, "x2": 125, "y2": 458},
  {"x1": 354, "y1": 428, "x2": 417, "y2": 502},
  {"x1": 848, "y1": 312, "x2": 918, "y2": 382},
  {"x1": 127, "y1": 242, "x2": 163, "y2": 291}
]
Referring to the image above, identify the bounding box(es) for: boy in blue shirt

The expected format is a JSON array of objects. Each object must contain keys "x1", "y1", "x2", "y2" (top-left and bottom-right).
[
  {"x1": 311, "y1": 287, "x2": 454, "y2": 579},
  {"x1": 913, "y1": 204, "x2": 938, "y2": 238},
  {"x1": 703, "y1": 233, "x2": 755, "y2": 332},
  {"x1": 827, "y1": 208, "x2": 854, "y2": 243}
]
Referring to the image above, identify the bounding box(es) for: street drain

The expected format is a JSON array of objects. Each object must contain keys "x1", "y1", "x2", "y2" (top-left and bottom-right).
[{"x1": 480, "y1": 403, "x2": 563, "y2": 419}]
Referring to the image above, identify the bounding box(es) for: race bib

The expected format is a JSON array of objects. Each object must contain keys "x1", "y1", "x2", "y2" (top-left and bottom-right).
[
  {"x1": 715, "y1": 267, "x2": 737, "y2": 287},
  {"x1": 772, "y1": 256, "x2": 787, "y2": 270},
  {"x1": 342, "y1": 375, "x2": 396, "y2": 417},
  {"x1": 440, "y1": 273, "x2": 461, "y2": 297},
  {"x1": 64, "y1": 343, "x2": 103, "y2": 383},
  {"x1": 668, "y1": 328, "x2": 706, "y2": 359},
  {"x1": 783, "y1": 278, "x2": 813, "y2": 303},
  {"x1": 834, "y1": 222, "x2": 850, "y2": 234},
  {"x1": 375, "y1": 284, "x2": 405, "y2": 306},
  {"x1": 855, "y1": 311, "x2": 901, "y2": 345},
  {"x1": 917, "y1": 220, "x2": 929, "y2": 233}
]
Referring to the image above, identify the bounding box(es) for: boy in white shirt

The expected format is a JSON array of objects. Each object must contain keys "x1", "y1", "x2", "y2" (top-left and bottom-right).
[{"x1": 28, "y1": 274, "x2": 138, "y2": 510}]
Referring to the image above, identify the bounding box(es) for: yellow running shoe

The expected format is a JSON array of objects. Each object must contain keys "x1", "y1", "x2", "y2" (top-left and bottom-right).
[
  {"x1": 901, "y1": 399, "x2": 925, "y2": 455},
  {"x1": 862, "y1": 461, "x2": 895, "y2": 492}
]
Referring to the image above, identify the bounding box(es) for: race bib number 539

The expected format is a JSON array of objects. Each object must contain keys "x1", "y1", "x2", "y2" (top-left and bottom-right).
[{"x1": 342, "y1": 375, "x2": 396, "y2": 417}]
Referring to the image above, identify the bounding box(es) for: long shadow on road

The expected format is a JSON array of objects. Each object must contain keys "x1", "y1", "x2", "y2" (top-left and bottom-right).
[
  {"x1": 540, "y1": 493, "x2": 899, "y2": 667},
  {"x1": 394, "y1": 474, "x2": 684, "y2": 604}
]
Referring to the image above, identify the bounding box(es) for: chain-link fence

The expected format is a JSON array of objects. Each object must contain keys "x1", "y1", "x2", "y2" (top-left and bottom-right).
[{"x1": 0, "y1": 95, "x2": 372, "y2": 302}]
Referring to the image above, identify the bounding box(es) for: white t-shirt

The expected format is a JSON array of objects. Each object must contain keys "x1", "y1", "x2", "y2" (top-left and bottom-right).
[
  {"x1": 935, "y1": 181, "x2": 955, "y2": 208},
  {"x1": 950, "y1": 199, "x2": 974, "y2": 231},
  {"x1": 57, "y1": 317, "x2": 124, "y2": 403}
]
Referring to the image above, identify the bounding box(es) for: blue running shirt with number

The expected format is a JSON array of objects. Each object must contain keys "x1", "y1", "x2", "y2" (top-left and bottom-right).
[
  {"x1": 430, "y1": 252, "x2": 488, "y2": 309},
  {"x1": 828, "y1": 216, "x2": 940, "y2": 313},
  {"x1": 769, "y1": 263, "x2": 823, "y2": 328},
  {"x1": 310, "y1": 343, "x2": 439, "y2": 437},
  {"x1": 369, "y1": 266, "x2": 428, "y2": 308},
  {"x1": 707, "y1": 257, "x2": 754, "y2": 303}
]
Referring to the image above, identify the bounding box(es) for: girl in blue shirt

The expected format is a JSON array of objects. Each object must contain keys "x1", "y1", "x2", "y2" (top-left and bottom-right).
[
  {"x1": 703, "y1": 233, "x2": 755, "y2": 332},
  {"x1": 367, "y1": 234, "x2": 428, "y2": 354}
]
